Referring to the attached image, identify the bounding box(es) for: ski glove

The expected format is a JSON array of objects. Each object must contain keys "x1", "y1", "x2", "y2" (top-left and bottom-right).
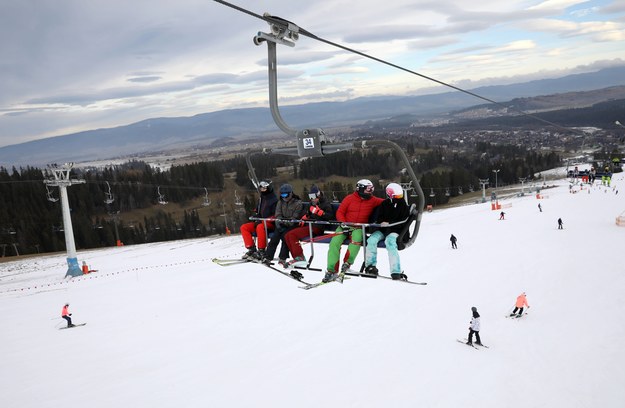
[
  {"x1": 309, "y1": 205, "x2": 324, "y2": 216},
  {"x1": 299, "y1": 215, "x2": 309, "y2": 227}
]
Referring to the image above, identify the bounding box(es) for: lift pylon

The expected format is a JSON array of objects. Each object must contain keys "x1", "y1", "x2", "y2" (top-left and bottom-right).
[{"x1": 43, "y1": 163, "x2": 86, "y2": 277}]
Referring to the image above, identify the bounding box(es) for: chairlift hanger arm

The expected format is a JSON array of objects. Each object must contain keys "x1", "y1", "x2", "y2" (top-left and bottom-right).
[{"x1": 239, "y1": 6, "x2": 424, "y2": 248}]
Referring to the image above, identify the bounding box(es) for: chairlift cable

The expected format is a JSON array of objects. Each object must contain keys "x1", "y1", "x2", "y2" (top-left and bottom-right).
[{"x1": 212, "y1": 0, "x2": 585, "y2": 136}]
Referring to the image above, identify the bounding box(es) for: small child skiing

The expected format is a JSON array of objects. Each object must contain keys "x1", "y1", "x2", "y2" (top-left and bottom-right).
[
  {"x1": 61, "y1": 303, "x2": 74, "y2": 328},
  {"x1": 467, "y1": 306, "x2": 482, "y2": 346},
  {"x1": 510, "y1": 292, "x2": 530, "y2": 317},
  {"x1": 499, "y1": 211, "x2": 505, "y2": 220}
]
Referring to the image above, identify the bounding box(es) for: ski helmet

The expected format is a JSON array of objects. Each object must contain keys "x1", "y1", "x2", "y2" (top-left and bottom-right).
[
  {"x1": 258, "y1": 180, "x2": 273, "y2": 193},
  {"x1": 385, "y1": 182, "x2": 404, "y2": 199},
  {"x1": 279, "y1": 183, "x2": 293, "y2": 198},
  {"x1": 471, "y1": 306, "x2": 477, "y2": 312},
  {"x1": 356, "y1": 179, "x2": 374, "y2": 197},
  {"x1": 308, "y1": 185, "x2": 321, "y2": 200}
]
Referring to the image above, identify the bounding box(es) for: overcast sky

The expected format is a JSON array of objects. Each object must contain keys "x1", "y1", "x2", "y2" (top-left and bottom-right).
[{"x1": 1, "y1": 0, "x2": 624, "y2": 148}]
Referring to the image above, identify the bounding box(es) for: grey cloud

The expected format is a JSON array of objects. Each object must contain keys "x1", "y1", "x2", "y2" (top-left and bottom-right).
[
  {"x1": 24, "y1": 68, "x2": 271, "y2": 107},
  {"x1": 344, "y1": 25, "x2": 435, "y2": 42},
  {"x1": 407, "y1": 37, "x2": 459, "y2": 50},
  {"x1": 128, "y1": 76, "x2": 162, "y2": 83},
  {"x1": 600, "y1": 2, "x2": 625, "y2": 13},
  {"x1": 273, "y1": 51, "x2": 339, "y2": 65},
  {"x1": 279, "y1": 89, "x2": 354, "y2": 103}
]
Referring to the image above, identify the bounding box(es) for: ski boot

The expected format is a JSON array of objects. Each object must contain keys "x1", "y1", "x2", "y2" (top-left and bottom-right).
[
  {"x1": 391, "y1": 273, "x2": 408, "y2": 281},
  {"x1": 256, "y1": 249, "x2": 267, "y2": 263},
  {"x1": 322, "y1": 270, "x2": 339, "y2": 283},
  {"x1": 287, "y1": 256, "x2": 307, "y2": 268},
  {"x1": 340, "y1": 262, "x2": 351, "y2": 274},
  {"x1": 363, "y1": 265, "x2": 378, "y2": 278},
  {"x1": 277, "y1": 259, "x2": 289, "y2": 269},
  {"x1": 242, "y1": 247, "x2": 257, "y2": 260}
]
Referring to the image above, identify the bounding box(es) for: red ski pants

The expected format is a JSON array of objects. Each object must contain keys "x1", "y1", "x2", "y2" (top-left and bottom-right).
[
  {"x1": 284, "y1": 226, "x2": 324, "y2": 258},
  {"x1": 240, "y1": 221, "x2": 274, "y2": 249}
]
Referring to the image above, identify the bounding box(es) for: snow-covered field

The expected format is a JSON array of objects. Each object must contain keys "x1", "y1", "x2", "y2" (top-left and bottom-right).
[{"x1": 1, "y1": 171, "x2": 623, "y2": 408}]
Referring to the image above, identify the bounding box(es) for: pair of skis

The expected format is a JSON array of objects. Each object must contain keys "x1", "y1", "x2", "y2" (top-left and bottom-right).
[
  {"x1": 343, "y1": 269, "x2": 427, "y2": 285},
  {"x1": 212, "y1": 257, "x2": 427, "y2": 289},
  {"x1": 456, "y1": 339, "x2": 489, "y2": 349},
  {"x1": 59, "y1": 323, "x2": 87, "y2": 330},
  {"x1": 505, "y1": 312, "x2": 528, "y2": 319},
  {"x1": 212, "y1": 257, "x2": 312, "y2": 284}
]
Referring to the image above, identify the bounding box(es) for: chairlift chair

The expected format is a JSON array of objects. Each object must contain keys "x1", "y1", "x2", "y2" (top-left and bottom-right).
[
  {"x1": 104, "y1": 181, "x2": 115, "y2": 204},
  {"x1": 202, "y1": 188, "x2": 212, "y2": 207},
  {"x1": 234, "y1": 190, "x2": 243, "y2": 206},
  {"x1": 248, "y1": 16, "x2": 425, "y2": 249},
  {"x1": 45, "y1": 185, "x2": 59, "y2": 203},
  {"x1": 157, "y1": 186, "x2": 168, "y2": 205}
]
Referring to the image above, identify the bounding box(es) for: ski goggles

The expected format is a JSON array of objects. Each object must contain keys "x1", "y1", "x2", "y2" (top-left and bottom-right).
[
  {"x1": 281, "y1": 192, "x2": 291, "y2": 198},
  {"x1": 308, "y1": 192, "x2": 320, "y2": 200},
  {"x1": 386, "y1": 188, "x2": 403, "y2": 199},
  {"x1": 258, "y1": 181, "x2": 271, "y2": 190}
]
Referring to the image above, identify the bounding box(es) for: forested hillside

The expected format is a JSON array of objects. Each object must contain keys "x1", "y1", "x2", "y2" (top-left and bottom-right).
[{"x1": 0, "y1": 141, "x2": 562, "y2": 257}]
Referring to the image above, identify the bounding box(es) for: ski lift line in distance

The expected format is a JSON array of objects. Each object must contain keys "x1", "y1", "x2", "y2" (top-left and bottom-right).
[
  {"x1": 247, "y1": 21, "x2": 425, "y2": 248},
  {"x1": 213, "y1": 0, "x2": 586, "y2": 138}
]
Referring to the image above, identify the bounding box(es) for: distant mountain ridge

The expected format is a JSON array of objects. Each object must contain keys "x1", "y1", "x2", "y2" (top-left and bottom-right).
[{"x1": 2, "y1": 65, "x2": 625, "y2": 167}]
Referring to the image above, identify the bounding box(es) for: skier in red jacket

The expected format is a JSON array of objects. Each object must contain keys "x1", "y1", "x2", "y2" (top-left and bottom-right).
[
  {"x1": 61, "y1": 303, "x2": 74, "y2": 328},
  {"x1": 323, "y1": 179, "x2": 384, "y2": 282}
]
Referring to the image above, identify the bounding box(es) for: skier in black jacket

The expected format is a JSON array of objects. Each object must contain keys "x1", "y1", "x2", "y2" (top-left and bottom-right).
[{"x1": 363, "y1": 183, "x2": 411, "y2": 280}]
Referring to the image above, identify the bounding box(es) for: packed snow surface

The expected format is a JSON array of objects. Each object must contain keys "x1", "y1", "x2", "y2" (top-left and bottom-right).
[{"x1": 1, "y1": 170, "x2": 624, "y2": 407}]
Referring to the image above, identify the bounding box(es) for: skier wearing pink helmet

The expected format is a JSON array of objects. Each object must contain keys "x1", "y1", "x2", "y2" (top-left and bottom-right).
[{"x1": 363, "y1": 182, "x2": 411, "y2": 281}]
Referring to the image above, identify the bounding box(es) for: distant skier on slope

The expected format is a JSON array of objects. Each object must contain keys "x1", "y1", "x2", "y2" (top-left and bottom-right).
[
  {"x1": 450, "y1": 234, "x2": 457, "y2": 249},
  {"x1": 466, "y1": 306, "x2": 482, "y2": 346},
  {"x1": 510, "y1": 292, "x2": 530, "y2": 317},
  {"x1": 61, "y1": 303, "x2": 74, "y2": 328},
  {"x1": 499, "y1": 211, "x2": 505, "y2": 220},
  {"x1": 538, "y1": 203, "x2": 542, "y2": 212},
  {"x1": 557, "y1": 218, "x2": 563, "y2": 229}
]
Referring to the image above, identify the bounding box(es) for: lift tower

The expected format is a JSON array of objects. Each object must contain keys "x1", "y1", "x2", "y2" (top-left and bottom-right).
[{"x1": 43, "y1": 163, "x2": 86, "y2": 277}]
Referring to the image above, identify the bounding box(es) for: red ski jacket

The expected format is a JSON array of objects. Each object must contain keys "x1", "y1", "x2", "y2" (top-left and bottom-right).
[{"x1": 336, "y1": 192, "x2": 384, "y2": 223}]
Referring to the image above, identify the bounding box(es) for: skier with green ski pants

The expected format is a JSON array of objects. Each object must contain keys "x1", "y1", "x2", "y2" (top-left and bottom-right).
[{"x1": 323, "y1": 179, "x2": 384, "y2": 282}]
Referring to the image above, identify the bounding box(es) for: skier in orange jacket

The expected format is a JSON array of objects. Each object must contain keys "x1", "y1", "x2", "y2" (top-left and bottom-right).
[
  {"x1": 61, "y1": 303, "x2": 74, "y2": 328},
  {"x1": 510, "y1": 292, "x2": 530, "y2": 317}
]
